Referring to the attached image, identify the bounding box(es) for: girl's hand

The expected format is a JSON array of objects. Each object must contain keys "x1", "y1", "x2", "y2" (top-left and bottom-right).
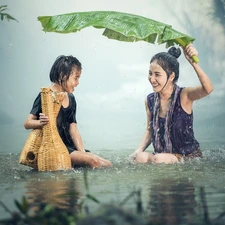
[
  {"x1": 183, "y1": 44, "x2": 199, "y2": 65},
  {"x1": 39, "y1": 113, "x2": 49, "y2": 126}
]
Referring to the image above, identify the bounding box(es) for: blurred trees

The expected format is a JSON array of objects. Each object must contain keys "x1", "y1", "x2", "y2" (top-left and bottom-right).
[{"x1": 0, "y1": 5, "x2": 18, "y2": 22}]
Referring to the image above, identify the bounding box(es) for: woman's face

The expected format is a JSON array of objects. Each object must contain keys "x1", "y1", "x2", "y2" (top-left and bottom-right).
[
  {"x1": 148, "y1": 61, "x2": 169, "y2": 92},
  {"x1": 62, "y1": 66, "x2": 82, "y2": 93}
]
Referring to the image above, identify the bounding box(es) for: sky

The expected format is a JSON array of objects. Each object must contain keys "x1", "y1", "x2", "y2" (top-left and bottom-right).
[{"x1": 0, "y1": 0, "x2": 225, "y2": 151}]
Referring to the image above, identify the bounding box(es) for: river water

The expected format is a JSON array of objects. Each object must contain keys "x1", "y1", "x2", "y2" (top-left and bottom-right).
[{"x1": 0, "y1": 124, "x2": 225, "y2": 225}]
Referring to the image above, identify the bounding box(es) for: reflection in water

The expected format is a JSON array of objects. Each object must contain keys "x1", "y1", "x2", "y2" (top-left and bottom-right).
[
  {"x1": 1, "y1": 153, "x2": 225, "y2": 224},
  {"x1": 147, "y1": 178, "x2": 197, "y2": 225},
  {"x1": 24, "y1": 173, "x2": 80, "y2": 214}
]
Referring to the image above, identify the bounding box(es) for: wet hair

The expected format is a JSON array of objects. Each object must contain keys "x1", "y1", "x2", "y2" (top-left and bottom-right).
[
  {"x1": 150, "y1": 47, "x2": 181, "y2": 82},
  {"x1": 49, "y1": 55, "x2": 82, "y2": 84}
]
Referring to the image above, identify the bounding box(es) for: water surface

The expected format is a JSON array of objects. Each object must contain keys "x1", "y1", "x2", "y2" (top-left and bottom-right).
[{"x1": 0, "y1": 125, "x2": 225, "y2": 225}]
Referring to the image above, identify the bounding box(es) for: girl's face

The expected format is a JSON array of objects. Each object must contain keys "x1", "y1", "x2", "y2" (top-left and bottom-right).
[
  {"x1": 62, "y1": 66, "x2": 82, "y2": 93},
  {"x1": 148, "y1": 61, "x2": 169, "y2": 92}
]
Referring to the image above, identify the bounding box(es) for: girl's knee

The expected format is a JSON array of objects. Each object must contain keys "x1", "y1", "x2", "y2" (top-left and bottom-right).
[
  {"x1": 89, "y1": 157, "x2": 101, "y2": 168},
  {"x1": 103, "y1": 160, "x2": 112, "y2": 167}
]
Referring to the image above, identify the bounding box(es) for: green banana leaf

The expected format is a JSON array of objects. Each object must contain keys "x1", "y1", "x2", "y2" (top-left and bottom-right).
[{"x1": 38, "y1": 11, "x2": 199, "y2": 63}]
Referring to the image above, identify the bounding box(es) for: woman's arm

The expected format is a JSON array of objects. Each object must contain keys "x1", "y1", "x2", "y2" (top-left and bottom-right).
[
  {"x1": 130, "y1": 99, "x2": 152, "y2": 159},
  {"x1": 69, "y1": 122, "x2": 86, "y2": 153},
  {"x1": 182, "y1": 45, "x2": 214, "y2": 102}
]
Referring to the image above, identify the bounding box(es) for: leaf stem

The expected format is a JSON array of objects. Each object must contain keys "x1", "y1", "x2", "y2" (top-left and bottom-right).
[{"x1": 176, "y1": 38, "x2": 199, "y2": 63}]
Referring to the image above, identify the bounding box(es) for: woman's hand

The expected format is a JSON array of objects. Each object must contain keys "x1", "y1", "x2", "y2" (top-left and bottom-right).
[
  {"x1": 39, "y1": 113, "x2": 49, "y2": 126},
  {"x1": 129, "y1": 151, "x2": 139, "y2": 162},
  {"x1": 183, "y1": 44, "x2": 199, "y2": 65}
]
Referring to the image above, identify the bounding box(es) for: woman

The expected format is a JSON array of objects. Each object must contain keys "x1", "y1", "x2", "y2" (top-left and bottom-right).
[
  {"x1": 24, "y1": 55, "x2": 112, "y2": 168},
  {"x1": 130, "y1": 45, "x2": 213, "y2": 164}
]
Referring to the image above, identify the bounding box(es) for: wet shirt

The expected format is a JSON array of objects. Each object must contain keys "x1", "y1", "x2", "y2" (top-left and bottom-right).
[
  {"x1": 147, "y1": 88, "x2": 199, "y2": 155},
  {"x1": 30, "y1": 92, "x2": 77, "y2": 150}
]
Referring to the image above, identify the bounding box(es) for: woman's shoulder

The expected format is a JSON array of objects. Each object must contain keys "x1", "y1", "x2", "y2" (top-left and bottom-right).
[
  {"x1": 146, "y1": 92, "x2": 155, "y2": 111},
  {"x1": 147, "y1": 92, "x2": 155, "y2": 102},
  {"x1": 147, "y1": 92, "x2": 155, "y2": 98}
]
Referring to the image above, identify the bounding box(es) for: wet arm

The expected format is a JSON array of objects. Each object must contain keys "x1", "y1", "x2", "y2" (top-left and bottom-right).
[
  {"x1": 183, "y1": 45, "x2": 214, "y2": 101},
  {"x1": 69, "y1": 122, "x2": 86, "y2": 153},
  {"x1": 135, "y1": 129, "x2": 152, "y2": 153},
  {"x1": 133, "y1": 99, "x2": 152, "y2": 154},
  {"x1": 24, "y1": 114, "x2": 45, "y2": 129}
]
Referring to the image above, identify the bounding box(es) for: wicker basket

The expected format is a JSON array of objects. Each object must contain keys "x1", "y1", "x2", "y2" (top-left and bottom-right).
[
  {"x1": 19, "y1": 88, "x2": 72, "y2": 171},
  {"x1": 19, "y1": 129, "x2": 42, "y2": 169}
]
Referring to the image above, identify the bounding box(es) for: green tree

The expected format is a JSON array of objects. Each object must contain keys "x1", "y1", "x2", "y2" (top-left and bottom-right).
[{"x1": 0, "y1": 5, "x2": 18, "y2": 22}]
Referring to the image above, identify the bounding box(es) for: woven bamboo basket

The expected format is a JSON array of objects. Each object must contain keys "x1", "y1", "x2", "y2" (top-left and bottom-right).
[
  {"x1": 38, "y1": 87, "x2": 72, "y2": 171},
  {"x1": 19, "y1": 128, "x2": 42, "y2": 169},
  {"x1": 19, "y1": 87, "x2": 72, "y2": 171}
]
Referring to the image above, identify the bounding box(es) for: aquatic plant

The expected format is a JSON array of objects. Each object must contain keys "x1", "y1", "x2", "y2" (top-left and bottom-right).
[
  {"x1": 0, "y1": 169, "x2": 144, "y2": 225},
  {"x1": 1, "y1": 171, "x2": 225, "y2": 225},
  {"x1": 0, "y1": 190, "x2": 145, "y2": 225}
]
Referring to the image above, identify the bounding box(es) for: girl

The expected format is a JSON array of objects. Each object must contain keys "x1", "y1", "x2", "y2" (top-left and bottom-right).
[
  {"x1": 130, "y1": 45, "x2": 213, "y2": 164},
  {"x1": 24, "y1": 55, "x2": 112, "y2": 168}
]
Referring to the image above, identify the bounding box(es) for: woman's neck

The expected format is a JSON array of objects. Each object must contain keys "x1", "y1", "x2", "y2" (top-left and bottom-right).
[{"x1": 159, "y1": 84, "x2": 175, "y2": 100}]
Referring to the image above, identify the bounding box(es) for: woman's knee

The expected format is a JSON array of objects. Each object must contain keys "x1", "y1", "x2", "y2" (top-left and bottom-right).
[
  {"x1": 135, "y1": 152, "x2": 149, "y2": 163},
  {"x1": 153, "y1": 153, "x2": 178, "y2": 164},
  {"x1": 135, "y1": 152, "x2": 179, "y2": 164}
]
